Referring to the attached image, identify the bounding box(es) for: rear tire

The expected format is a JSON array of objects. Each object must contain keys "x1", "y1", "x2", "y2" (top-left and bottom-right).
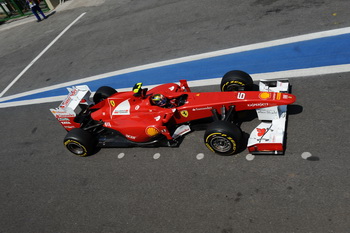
[
  {"x1": 64, "y1": 128, "x2": 97, "y2": 157},
  {"x1": 204, "y1": 121, "x2": 243, "y2": 155},
  {"x1": 220, "y1": 70, "x2": 253, "y2": 92},
  {"x1": 93, "y1": 86, "x2": 117, "y2": 104}
]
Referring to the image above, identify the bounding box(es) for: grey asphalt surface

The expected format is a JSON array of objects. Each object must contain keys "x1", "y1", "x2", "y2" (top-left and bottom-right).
[{"x1": 1, "y1": 0, "x2": 350, "y2": 232}]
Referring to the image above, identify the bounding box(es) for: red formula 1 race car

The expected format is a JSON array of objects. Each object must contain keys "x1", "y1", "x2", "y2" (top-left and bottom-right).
[{"x1": 50, "y1": 70, "x2": 296, "y2": 157}]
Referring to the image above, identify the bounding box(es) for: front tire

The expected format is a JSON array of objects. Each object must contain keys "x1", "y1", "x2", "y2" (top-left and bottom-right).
[
  {"x1": 220, "y1": 70, "x2": 253, "y2": 92},
  {"x1": 204, "y1": 121, "x2": 243, "y2": 155},
  {"x1": 64, "y1": 128, "x2": 97, "y2": 157}
]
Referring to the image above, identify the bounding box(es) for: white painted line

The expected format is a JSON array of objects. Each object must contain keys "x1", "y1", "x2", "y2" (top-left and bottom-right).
[
  {"x1": 2, "y1": 63, "x2": 350, "y2": 109},
  {"x1": 117, "y1": 153, "x2": 125, "y2": 159},
  {"x1": 0, "y1": 95, "x2": 65, "y2": 108},
  {"x1": 301, "y1": 152, "x2": 312, "y2": 160},
  {"x1": 0, "y1": 12, "x2": 87, "y2": 98},
  {"x1": 153, "y1": 153, "x2": 161, "y2": 159},
  {"x1": 1, "y1": 24, "x2": 350, "y2": 108},
  {"x1": 2, "y1": 62, "x2": 350, "y2": 105},
  {"x1": 246, "y1": 154, "x2": 255, "y2": 161},
  {"x1": 1, "y1": 25, "x2": 350, "y2": 102},
  {"x1": 196, "y1": 153, "x2": 205, "y2": 160}
]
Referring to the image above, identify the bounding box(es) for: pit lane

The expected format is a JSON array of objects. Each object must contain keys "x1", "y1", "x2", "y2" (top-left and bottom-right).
[{"x1": 1, "y1": 1, "x2": 350, "y2": 232}]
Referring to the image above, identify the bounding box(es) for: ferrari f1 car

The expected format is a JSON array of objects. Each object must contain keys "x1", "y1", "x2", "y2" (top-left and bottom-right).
[{"x1": 50, "y1": 70, "x2": 296, "y2": 156}]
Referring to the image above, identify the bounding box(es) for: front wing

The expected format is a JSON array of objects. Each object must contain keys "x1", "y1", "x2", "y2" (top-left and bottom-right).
[{"x1": 247, "y1": 80, "x2": 291, "y2": 155}]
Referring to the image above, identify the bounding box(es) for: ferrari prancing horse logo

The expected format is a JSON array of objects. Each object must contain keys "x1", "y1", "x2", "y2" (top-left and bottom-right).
[
  {"x1": 180, "y1": 110, "x2": 189, "y2": 118},
  {"x1": 110, "y1": 100, "x2": 116, "y2": 107}
]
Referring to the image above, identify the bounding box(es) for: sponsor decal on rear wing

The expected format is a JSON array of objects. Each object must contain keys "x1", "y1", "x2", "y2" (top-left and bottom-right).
[{"x1": 50, "y1": 85, "x2": 93, "y2": 130}]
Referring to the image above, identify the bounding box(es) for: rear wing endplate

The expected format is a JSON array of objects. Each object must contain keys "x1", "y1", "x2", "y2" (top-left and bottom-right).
[{"x1": 50, "y1": 85, "x2": 93, "y2": 131}]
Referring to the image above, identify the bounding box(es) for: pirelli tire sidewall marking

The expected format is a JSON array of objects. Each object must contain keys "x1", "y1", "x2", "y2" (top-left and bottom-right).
[
  {"x1": 64, "y1": 139, "x2": 88, "y2": 157},
  {"x1": 205, "y1": 132, "x2": 237, "y2": 154},
  {"x1": 221, "y1": 81, "x2": 245, "y2": 91}
]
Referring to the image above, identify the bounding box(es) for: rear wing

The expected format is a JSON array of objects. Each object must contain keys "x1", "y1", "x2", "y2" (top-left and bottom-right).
[
  {"x1": 247, "y1": 80, "x2": 290, "y2": 155},
  {"x1": 50, "y1": 85, "x2": 93, "y2": 131}
]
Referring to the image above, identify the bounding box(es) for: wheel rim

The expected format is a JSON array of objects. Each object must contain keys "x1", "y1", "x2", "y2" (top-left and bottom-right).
[
  {"x1": 225, "y1": 84, "x2": 244, "y2": 91},
  {"x1": 209, "y1": 136, "x2": 232, "y2": 153},
  {"x1": 66, "y1": 141, "x2": 85, "y2": 155}
]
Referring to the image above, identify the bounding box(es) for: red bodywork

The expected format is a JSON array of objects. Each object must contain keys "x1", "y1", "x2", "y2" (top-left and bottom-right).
[{"x1": 82, "y1": 80, "x2": 296, "y2": 143}]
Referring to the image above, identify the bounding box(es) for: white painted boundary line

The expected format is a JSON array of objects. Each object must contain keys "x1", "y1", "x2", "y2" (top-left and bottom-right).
[
  {"x1": 1, "y1": 26, "x2": 350, "y2": 108},
  {"x1": 1, "y1": 25, "x2": 350, "y2": 104},
  {"x1": 1, "y1": 64, "x2": 350, "y2": 108},
  {"x1": 0, "y1": 12, "x2": 87, "y2": 98}
]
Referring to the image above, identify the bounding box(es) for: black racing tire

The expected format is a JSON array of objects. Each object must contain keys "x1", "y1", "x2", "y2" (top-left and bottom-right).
[
  {"x1": 220, "y1": 70, "x2": 253, "y2": 92},
  {"x1": 204, "y1": 121, "x2": 243, "y2": 155},
  {"x1": 63, "y1": 128, "x2": 97, "y2": 157},
  {"x1": 93, "y1": 86, "x2": 117, "y2": 104}
]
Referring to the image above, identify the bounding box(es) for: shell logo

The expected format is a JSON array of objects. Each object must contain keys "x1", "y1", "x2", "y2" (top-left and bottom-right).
[
  {"x1": 146, "y1": 126, "x2": 160, "y2": 137},
  {"x1": 259, "y1": 92, "x2": 271, "y2": 100}
]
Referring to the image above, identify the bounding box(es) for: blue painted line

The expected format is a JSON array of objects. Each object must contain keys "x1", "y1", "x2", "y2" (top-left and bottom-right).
[{"x1": 2, "y1": 33, "x2": 350, "y2": 103}]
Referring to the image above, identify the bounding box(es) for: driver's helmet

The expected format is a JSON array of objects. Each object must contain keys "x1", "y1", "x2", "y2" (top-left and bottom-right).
[{"x1": 151, "y1": 94, "x2": 167, "y2": 106}]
